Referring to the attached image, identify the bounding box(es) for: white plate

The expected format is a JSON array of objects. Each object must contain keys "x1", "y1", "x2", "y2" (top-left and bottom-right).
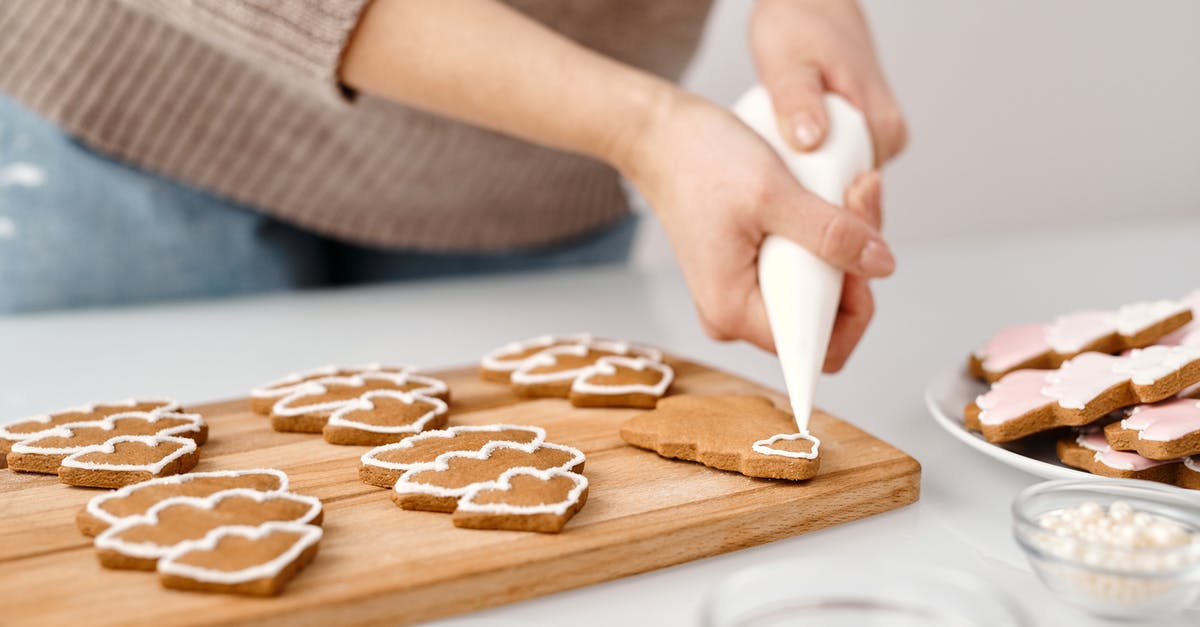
[{"x1": 924, "y1": 364, "x2": 1089, "y2": 480}]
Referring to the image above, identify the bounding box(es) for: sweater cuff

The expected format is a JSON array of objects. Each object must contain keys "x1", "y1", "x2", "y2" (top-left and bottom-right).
[{"x1": 118, "y1": 0, "x2": 370, "y2": 104}]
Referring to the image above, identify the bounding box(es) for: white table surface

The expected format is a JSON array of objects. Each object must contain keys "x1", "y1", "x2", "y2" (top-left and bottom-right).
[{"x1": 3, "y1": 218, "x2": 1199, "y2": 626}]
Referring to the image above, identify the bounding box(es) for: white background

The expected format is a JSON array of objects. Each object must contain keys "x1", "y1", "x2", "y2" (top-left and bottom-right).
[{"x1": 633, "y1": 0, "x2": 1200, "y2": 268}]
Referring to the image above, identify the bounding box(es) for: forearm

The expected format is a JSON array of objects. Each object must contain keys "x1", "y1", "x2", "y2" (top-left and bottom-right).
[{"x1": 340, "y1": 0, "x2": 674, "y2": 170}]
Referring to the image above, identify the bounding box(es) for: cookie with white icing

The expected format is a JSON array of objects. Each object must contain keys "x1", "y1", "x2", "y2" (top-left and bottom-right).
[
  {"x1": 568, "y1": 356, "x2": 674, "y2": 409},
  {"x1": 249, "y1": 363, "x2": 414, "y2": 414},
  {"x1": 452, "y1": 467, "x2": 589, "y2": 533},
  {"x1": 6, "y1": 411, "x2": 207, "y2": 474},
  {"x1": 1104, "y1": 398, "x2": 1200, "y2": 460},
  {"x1": 59, "y1": 435, "x2": 200, "y2": 488},
  {"x1": 322, "y1": 391, "x2": 449, "y2": 446},
  {"x1": 157, "y1": 522, "x2": 323, "y2": 596},
  {"x1": 78, "y1": 469, "x2": 290, "y2": 536},
  {"x1": 359, "y1": 424, "x2": 544, "y2": 488},
  {"x1": 269, "y1": 371, "x2": 449, "y2": 433},
  {"x1": 1057, "y1": 431, "x2": 1182, "y2": 485},
  {"x1": 95, "y1": 488, "x2": 323, "y2": 570},
  {"x1": 619, "y1": 395, "x2": 820, "y2": 481},
  {"x1": 965, "y1": 347, "x2": 1200, "y2": 443},
  {"x1": 479, "y1": 334, "x2": 594, "y2": 382},
  {"x1": 0, "y1": 398, "x2": 180, "y2": 467},
  {"x1": 969, "y1": 297, "x2": 1193, "y2": 382},
  {"x1": 510, "y1": 340, "x2": 663, "y2": 398}
]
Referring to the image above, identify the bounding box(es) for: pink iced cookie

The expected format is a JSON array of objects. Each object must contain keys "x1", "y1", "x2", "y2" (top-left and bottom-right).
[{"x1": 1104, "y1": 398, "x2": 1200, "y2": 460}]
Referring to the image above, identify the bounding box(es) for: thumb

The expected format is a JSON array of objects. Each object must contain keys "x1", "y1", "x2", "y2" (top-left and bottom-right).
[{"x1": 763, "y1": 64, "x2": 828, "y2": 152}]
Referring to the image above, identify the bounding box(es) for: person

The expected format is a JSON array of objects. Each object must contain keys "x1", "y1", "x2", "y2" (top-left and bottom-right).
[{"x1": 0, "y1": 0, "x2": 905, "y2": 372}]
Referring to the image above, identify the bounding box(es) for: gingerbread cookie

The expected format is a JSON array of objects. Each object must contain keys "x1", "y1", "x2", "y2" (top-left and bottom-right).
[
  {"x1": 7, "y1": 411, "x2": 207, "y2": 474},
  {"x1": 619, "y1": 395, "x2": 820, "y2": 481},
  {"x1": 1103, "y1": 398, "x2": 1200, "y2": 460},
  {"x1": 359, "y1": 424, "x2": 544, "y2": 488},
  {"x1": 452, "y1": 467, "x2": 589, "y2": 533},
  {"x1": 568, "y1": 356, "x2": 674, "y2": 409},
  {"x1": 479, "y1": 334, "x2": 593, "y2": 382},
  {"x1": 510, "y1": 340, "x2": 663, "y2": 398},
  {"x1": 323, "y1": 391, "x2": 449, "y2": 446},
  {"x1": 1057, "y1": 432, "x2": 1180, "y2": 484},
  {"x1": 250, "y1": 363, "x2": 414, "y2": 414},
  {"x1": 1155, "y1": 290, "x2": 1200, "y2": 348},
  {"x1": 970, "y1": 298, "x2": 1192, "y2": 382},
  {"x1": 79, "y1": 469, "x2": 289, "y2": 536},
  {"x1": 94, "y1": 488, "x2": 323, "y2": 570},
  {"x1": 59, "y1": 435, "x2": 200, "y2": 488},
  {"x1": 966, "y1": 347, "x2": 1200, "y2": 443},
  {"x1": 157, "y1": 521, "x2": 322, "y2": 596},
  {"x1": 1180, "y1": 457, "x2": 1200, "y2": 489},
  {"x1": 269, "y1": 371, "x2": 449, "y2": 433},
  {"x1": 0, "y1": 398, "x2": 180, "y2": 467}
]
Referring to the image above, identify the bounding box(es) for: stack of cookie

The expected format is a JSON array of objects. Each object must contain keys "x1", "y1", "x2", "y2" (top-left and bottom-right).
[
  {"x1": 80, "y1": 469, "x2": 324, "y2": 596},
  {"x1": 0, "y1": 399, "x2": 208, "y2": 487},
  {"x1": 965, "y1": 294, "x2": 1200, "y2": 489},
  {"x1": 249, "y1": 363, "x2": 451, "y2": 445},
  {"x1": 480, "y1": 334, "x2": 674, "y2": 408}
]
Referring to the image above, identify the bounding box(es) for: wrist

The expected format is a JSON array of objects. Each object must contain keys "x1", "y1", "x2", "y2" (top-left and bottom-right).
[{"x1": 599, "y1": 76, "x2": 688, "y2": 178}]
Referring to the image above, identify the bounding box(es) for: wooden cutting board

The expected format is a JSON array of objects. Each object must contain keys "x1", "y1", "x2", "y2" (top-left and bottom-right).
[{"x1": 0, "y1": 358, "x2": 920, "y2": 626}]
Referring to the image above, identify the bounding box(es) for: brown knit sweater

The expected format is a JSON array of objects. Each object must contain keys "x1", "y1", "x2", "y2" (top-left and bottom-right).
[{"x1": 0, "y1": 0, "x2": 712, "y2": 250}]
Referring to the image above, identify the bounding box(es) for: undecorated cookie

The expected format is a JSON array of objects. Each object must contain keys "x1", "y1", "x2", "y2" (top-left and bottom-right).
[
  {"x1": 619, "y1": 395, "x2": 820, "y2": 481},
  {"x1": 1104, "y1": 398, "x2": 1200, "y2": 460},
  {"x1": 966, "y1": 347, "x2": 1200, "y2": 443},
  {"x1": 269, "y1": 372, "x2": 449, "y2": 433},
  {"x1": 452, "y1": 467, "x2": 589, "y2": 533},
  {"x1": 323, "y1": 390, "x2": 449, "y2": 446},
  {"x1": 359, "y1": 425, "x2": 544, "y2": 488},
  {"x1": 157, "y1": 521, "x2": 322, "y2": 596},
  {"x1": 568, "y1": 356, "x2": 674, "y2": 409},
  {"x1": 7, "y1": 412, "x2": 207, "y2": 474},
  {"x1": 78, "y1": 469, "x2": 290, "y2": 536},
  {"x1": 59, "y1": 435, "x2": 200, "y2": 488},
  {"x1": 250, "y1": 363, "x2": 414, "y2": 414},
  {"x1": 0, "y1": 398, "x2": 180, "y2": 468}
]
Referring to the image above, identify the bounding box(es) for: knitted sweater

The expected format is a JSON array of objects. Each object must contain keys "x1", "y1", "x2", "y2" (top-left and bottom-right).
[{"x1": 0, "y1": 0, "x2": 711, "y2": 250}]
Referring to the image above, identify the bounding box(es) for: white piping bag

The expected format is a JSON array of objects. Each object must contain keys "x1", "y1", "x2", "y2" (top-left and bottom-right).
[{"x1": 733, "y1": 87, "x2": 874, "y2": 432}]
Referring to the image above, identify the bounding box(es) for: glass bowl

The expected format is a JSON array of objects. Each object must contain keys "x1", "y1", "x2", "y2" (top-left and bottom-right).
[
  {"x1": 702, "y1": 559, "x2": 1029, "y2": 627},
  {"x1": 1012, "y1": 479, "x2": 1200, "y2": 619}
]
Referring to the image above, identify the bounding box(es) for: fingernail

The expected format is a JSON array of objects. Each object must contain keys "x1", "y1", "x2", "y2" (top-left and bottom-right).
[
  {"x1": 858, "y1": 239, "x2": 895, "y2": 276},
  {"x1": 793, "y1": 113, "x2": 821, "y2": 149}
]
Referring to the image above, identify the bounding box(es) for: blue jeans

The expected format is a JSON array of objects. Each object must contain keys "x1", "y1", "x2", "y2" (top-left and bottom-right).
[{"x1": 0, "y1": 97, "x2": 637, "y2": 314}]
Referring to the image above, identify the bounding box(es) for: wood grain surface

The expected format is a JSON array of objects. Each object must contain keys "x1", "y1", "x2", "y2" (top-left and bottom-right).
[{"x1": 0, "y1": 358, "x2": 921, "y2": 626}]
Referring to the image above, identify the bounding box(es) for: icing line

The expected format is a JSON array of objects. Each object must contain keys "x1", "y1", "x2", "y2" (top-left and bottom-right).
[
  {"x1": 156, "y1": 521, "x2": 323, "y2": 585},
  {"x1": 271, "y1": 371, "x2": 445, "y2": 417},
  {"x1": 9, "y1": 412, "x2": 205, "y2": 455},
  {"x1": 360, "y1": 424, "x2": 546, "y2": 471},
  {"x1": 0, "y1": 398, "x2": 181, "y2": 443},
  {"x1": 250, "y1": 363, "x2": 414, "y2": 399},
  {"x1": 570, "y1": 356, "x2": 674, "y2": 397},
  {"x1": 751, "y1": 432, "x2": 821, "y2": 460},
  {"x1": 392, "y1": 441, "x2": 586, "y2": 499},
  {"x1": 480, "y1": 334, "x2": 594, "y2": 372},
  {"x1": 511, "y1": 340, "x2": 663, "y2": 385},
  {"x1": 456, "y1": 467, "x2": 588, "y2": 517},
  {"x1": 60, "y1": 435, "x2": 196, "y2": 474},
  {"x1": 326, "y1": 391, "x2": 447, "y2": 435},
  {"x1": 85, "y1": 469, "x2": 290, "y2": 528}
]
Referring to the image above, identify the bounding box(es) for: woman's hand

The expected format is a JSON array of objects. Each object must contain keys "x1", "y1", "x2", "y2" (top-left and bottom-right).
[{"x1": 619, "y1": 95, "x2": 894, "y2": 370}]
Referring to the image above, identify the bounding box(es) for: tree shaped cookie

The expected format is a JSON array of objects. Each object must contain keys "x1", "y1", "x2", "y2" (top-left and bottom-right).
[
  {"x1": 510, "y1": 340, "x2": 663, "y2": 398},
  {"x1": 359, "y1": 424, "x2": 544, "y2": 488},
  {"x1": 268, "y1": 372, "x2": 449, "y2": 433},
  {"x1": 95, "y1": 488, "x2": 323, "y2": 570},
  {"x1": 479, "y1": 334, "x2": 594, "y2": 382},
  {"x1": 323, "y1": 391, "x2": 449, "y2": 446},
  {"x1": 249, "y1": 363, "x2": 414, "y2": 413},
  {"x1": 619, "y1": 395, "x2": 820, "y2": 481},
  {"x1": 359, "y1": 425, "x2": 589, "y2": 533},
  {"x1": 966, "y1": 346, "x2": 1200, "y2": 443},
  {"x1": 969, "y1": 297, "x2": 1192, "y2": 382},
  {"x1": 78, "y1": 469, "x2": 290, "y2": 536},
  {"x1": 568, "y1": 356, "x2": 674, "y2": 409},
  {"x1": 59, "y1": 435, "x2": 200, "y2": 488},
  {"x1": 0, "y1": 398, "x2": 180, "y2": 467},
  {"x1": 6, "y1": 411, "x2": 207, "y2": 475},
  {"x1": 1104, "y1": 398, "x2": 1200, "y2": 460},
  {"x1": 158, "y1": 522, "x2": 323, "y2": 597}
]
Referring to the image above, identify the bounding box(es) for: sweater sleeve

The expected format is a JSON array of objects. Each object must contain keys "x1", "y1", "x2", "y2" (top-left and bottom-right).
[{"x1": 116, "y1": 0, "x2": 370, "y2": 102}]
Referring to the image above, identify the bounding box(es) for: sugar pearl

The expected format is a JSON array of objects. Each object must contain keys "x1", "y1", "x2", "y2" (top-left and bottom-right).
[{"x1": 1034, "y1": 500, "x2": 1197, "y2": 573}]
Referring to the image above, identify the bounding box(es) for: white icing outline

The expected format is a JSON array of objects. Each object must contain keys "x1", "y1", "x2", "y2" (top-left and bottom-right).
[
  {"x1": 510, "y1": 340, "x2": 664, "y2": 385},
  {"x1": 157, "y1": 521, "x2": 323, "y2": 585},
  {"x1": 456, "y1": 467, "x2": 588, "y2": 517},
  {"x1": 570, "y1": 356, "x2": 674, "y2": 397},
  {"x1": 480, "y1": 334, "x2": 594, "y2": 373},
  {"x1": 250, "y1": 363, "x2": 414, "y2": 401},
  {"x1": 95, "y1": 488, "x2": 323, "y2": 560},
  {"x1": 85, "y1": 469, "x2": 290, "y2": 529},
  {"x1": 392, "y1": 441, "x2": 586, "y2": 499},
  {"x1": 0, "y1": 398, "x2": 180, "y2": 443},
  {"x1": 60, "y1": 435, "x2": 196, "y2": 474},
  {"x1": 360, "y1": 424, "x2": 546, "y2": 472},
  {"x1": 271, "y1": 371, "x2": 447, "y2": 417},
  {"x1": 325, "y1": 391, "x2": 447, "y2": 435},
  {"x1": 751, "y1": 432, "x2": 821, "y2": 460},
  {"x1": 9, "y1": 412, "x2": 205, "y2": 455}
]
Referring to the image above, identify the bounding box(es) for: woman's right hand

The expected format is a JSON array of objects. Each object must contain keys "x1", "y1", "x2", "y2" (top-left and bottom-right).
[{"x1": 617, "y1": 93, "x2": 895, "y2": 369}]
